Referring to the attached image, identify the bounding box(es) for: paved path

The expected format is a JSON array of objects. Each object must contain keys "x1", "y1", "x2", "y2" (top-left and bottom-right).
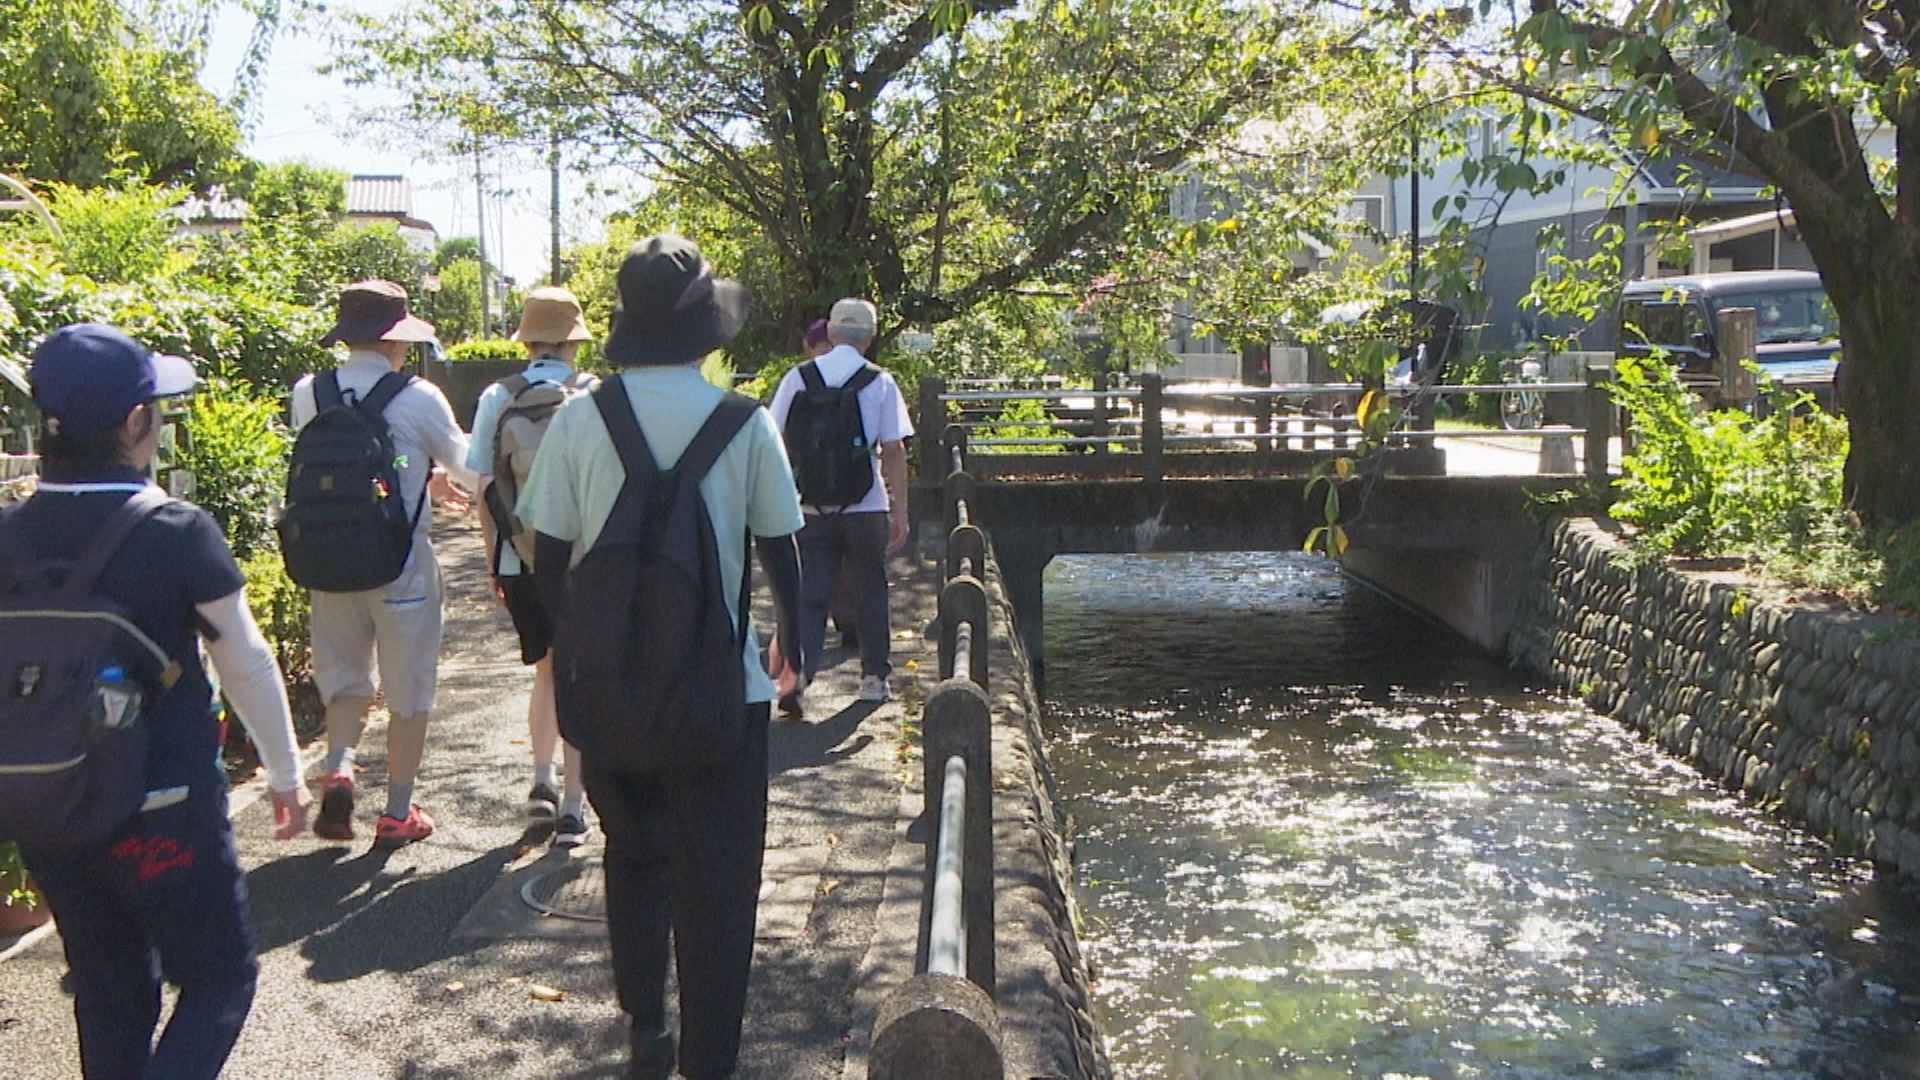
[{"x1": 0, "y1": 513, "x2": 936, "y2": 1078}]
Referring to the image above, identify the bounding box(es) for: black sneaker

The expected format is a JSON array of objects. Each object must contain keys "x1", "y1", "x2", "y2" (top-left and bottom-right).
[
  {"x1": 777, "y1": 687, "x2": 804, "y2": 721},
  {"x1": 553, "y1": 812, "x2": 592, "y2": 849},
  {"x1": 525, "y1": 781, "x2": 559, "y2": 821}
]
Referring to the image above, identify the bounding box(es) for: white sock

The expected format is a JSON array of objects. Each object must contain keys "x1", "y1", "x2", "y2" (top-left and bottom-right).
[
  {"x1": 559, "y1": 792, "x2": 587, "y2": 820},
  {"x1": 324, "y1": 746, "x2": 355, "y2": 777},
  {"x1": 533, "y1": 762, "x2": 558, "y2": 789},
  {"x1": 384, "y1": 782, "x2": 415, "y2": 821}
]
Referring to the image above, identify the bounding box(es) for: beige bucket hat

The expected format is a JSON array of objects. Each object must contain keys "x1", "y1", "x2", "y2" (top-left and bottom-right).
[{"x1": 511, "y1": 286, "x2": 594, "y2": 344}]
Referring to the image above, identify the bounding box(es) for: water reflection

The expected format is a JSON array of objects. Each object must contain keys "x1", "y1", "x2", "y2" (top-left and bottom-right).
[{"x1": 1045, "y1": 552, "x2": 1920, "y2": 1079}]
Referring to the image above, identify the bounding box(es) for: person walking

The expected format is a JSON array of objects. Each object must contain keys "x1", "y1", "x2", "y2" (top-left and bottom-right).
[
  {"x1": 6, "y1": 324, "x2": 311, "y2": 1078},
  {"x1": 518, "y1": 234, "x2": 805, "y2": 1079},
  {"x1": 768, "y1": 297, "x2": 913, "y2": 713},
  {"x1": 468, "y1": 286, "x2": 596, "y2": 847},
  {"x1": 285, "y1": 280, "x2": 477, "y2": 848}
]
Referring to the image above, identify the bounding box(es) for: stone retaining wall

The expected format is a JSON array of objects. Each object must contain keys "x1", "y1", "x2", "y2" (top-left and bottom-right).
[
  {"x1": 1510, "y1": 518, "x2": 1920, "y2": 877},
  {"x1": 977, "y1": 548, "x2": 1112, "y2": 1078}
]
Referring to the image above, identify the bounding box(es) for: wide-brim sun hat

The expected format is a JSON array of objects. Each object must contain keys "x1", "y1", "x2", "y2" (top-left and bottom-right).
[
  {"x1": 319, "y1": 280, "x2": 437, "y2": 347},
  {"x1": 30, "y1": 322, "x2": 198, "y2": 436},
  {"x1": 512, "y1": 286, "x2": 594, "y2": 344},
  {"x1": 601, "y1": 234, "x2": 749, "y2": 366}
]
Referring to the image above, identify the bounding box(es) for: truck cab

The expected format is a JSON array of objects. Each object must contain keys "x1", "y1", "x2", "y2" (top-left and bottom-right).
[{"x1": 1617, "y1": 270, "x2": 1840, "y2": 406}]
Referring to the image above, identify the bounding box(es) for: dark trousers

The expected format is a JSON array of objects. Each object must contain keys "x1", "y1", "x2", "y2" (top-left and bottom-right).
[
  {"x1": 25, "y1": 787, "x2": 258, "y2": 1080},
  {"x1": 585, "y1": 705, "x2": 771, "y2": 1078},
  {"x1": 797, "y1": 511, "x2": 891, "y2": 680}
]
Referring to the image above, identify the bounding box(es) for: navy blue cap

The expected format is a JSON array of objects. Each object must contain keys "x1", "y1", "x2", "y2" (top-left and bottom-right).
[{"x1": 30, "y1": 323, "x2": 198, "y2": 436}]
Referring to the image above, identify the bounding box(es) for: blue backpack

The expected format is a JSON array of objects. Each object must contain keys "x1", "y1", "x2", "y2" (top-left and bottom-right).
[{"x1": 0, "y1": 489, "x2": 181, "y2": 848}]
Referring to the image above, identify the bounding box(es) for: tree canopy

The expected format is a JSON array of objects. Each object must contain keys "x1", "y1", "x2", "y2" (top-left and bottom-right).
[
  {"x1": 336, "y1": 0, "x2": 1405, "y2": 355},
  {"x1": 0, "y1": 0, "x2": 245, "y2": 188}
]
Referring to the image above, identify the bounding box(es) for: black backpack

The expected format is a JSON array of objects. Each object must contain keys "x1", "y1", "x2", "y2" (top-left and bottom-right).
[
  {"x1": 783, "y1": 360, "x2": 881, "y2": 507},
  {"x1": 0, "y1": 489, "x2": 181, "y2": 849},
  {"x1": 552, "y1": 378, "x2": 758, "y2": 772},
  {"x1": 277, "y1": 370, "x2": 427, "y2": 592}
]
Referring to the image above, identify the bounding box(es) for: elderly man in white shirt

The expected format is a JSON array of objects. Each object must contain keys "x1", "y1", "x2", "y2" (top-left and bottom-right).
[
  {"x1": 289, "y1": 280, "x2": 478, "y2": 849},
  {"x1": 767, "y1": 297, "x2": 914, "y2": 712}
]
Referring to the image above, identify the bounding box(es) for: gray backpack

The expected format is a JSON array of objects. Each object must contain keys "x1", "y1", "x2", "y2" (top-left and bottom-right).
[{"x1": 485, "y1": 369, "x2": 595, "y2": 569}]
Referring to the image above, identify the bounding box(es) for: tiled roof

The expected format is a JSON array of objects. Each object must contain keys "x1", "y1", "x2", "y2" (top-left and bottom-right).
[{"x1": 347, "y1": 175, "x2": 412, "y2": 217}]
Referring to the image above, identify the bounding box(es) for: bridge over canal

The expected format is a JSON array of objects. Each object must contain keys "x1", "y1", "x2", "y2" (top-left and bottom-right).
[{"x1": 908, "y1": 372, "x2": 1615, "y2": 668}]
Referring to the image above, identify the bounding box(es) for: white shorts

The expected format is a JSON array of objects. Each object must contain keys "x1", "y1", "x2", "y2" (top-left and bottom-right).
[{"x1": 309, "y1": 538, "x2": 444, "y2": 716}]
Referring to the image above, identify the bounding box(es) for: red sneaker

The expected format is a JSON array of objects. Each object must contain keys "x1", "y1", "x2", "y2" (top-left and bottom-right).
[
  {"x1": 373, "y1": 805, "x2": 436, "y2": 849},
  {"x1": 313, "y1": 775, "x2": 355, "y2": 841}
]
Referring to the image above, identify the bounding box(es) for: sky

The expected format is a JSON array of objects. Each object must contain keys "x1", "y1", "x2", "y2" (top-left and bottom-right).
[{"x1": 200, "y1": 3, "x2": 626, "y2": 285}]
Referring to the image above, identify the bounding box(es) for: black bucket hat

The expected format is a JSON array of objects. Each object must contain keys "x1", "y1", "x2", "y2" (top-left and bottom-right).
[
  {"x1": 319, "y1": 280, "x2": 437, "y2": 348},
  {"x1": 602, "y1": 235, "x2": 749, "y2": 366}
]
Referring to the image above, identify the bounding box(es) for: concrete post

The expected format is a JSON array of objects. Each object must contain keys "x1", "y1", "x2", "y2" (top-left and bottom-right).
[
  {"x1": 944, "y1": 470, "x2": 977, "y2": 537},
  {"x1": 920, "y1": 376, "x2": 947, "y2": 476},
  {"x1": 940, "y1": 576, "x2": 990, "y2": 689},
  {"x1": 947, "y1": 524, "x2": 987, "y2": 582},
  {"x1": 945, "y1": 423, "x2": 969, "y2": 475},
  {"x1": 1140, "y1": 372, "x2": 1165, "y2": 483},
  {"x1": 920, "y1": 678, "x2": 996, "y2": 995},
  {"x1": 1585, "y1": 363, "x2": 1613, "y2": 486},
  {"x1": 870, "y1": 972, "x2": 1005, "y2": 1080},
  {"x1": 1717, "y1": 307, "x2": 1759, "y2": 406},
  {"x1": 1538, "y1": 425, "x2": 1577, "y2": 474}
]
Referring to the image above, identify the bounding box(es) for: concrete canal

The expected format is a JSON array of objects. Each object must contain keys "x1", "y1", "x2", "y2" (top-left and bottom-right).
[{"x1": 1043, "y1": 552, "x2": 1920, "y2": 1078}]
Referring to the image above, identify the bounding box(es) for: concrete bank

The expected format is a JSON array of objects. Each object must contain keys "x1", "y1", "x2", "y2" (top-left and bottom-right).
[{"x1": 1510, "y1": 518, "x2": 1920, "y2": 879}]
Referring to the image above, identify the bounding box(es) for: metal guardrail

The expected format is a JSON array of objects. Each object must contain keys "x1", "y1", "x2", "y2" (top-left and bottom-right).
[
  {"x1": 869, "y1": 442, "x2": 1005, "y2": 1079},
  {"x1": 920, "y1": 366, "x2": 1619, "y2": 485}
]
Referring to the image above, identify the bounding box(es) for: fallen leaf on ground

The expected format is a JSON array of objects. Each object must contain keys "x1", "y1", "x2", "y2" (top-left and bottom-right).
[
  {"x1": 529, "y1": 984, "x2": 566, "y2": 1002},
  {"x1": 822, "y1": 880, "x2": 841, "y2": 896},
  {"x1": 905, "y1": 660, "x2": 920, "y2": 671},
  {"x1": 444, "y1": 981, "x2": 466, "y2": 993},
  {"x1": 825, "y1": 833, "x2": 840, "y2": 846},
  {"x1": 503, "y1": 976, "x2": 525, "y2": 985},
  {"x1": 758, "y1": 879, "x2": 777, "y2": 901}
]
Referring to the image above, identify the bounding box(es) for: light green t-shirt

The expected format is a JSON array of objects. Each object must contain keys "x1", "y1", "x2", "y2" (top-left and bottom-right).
[{"x1": 516, "y1": 364, "x2": 806, "y2": 703}]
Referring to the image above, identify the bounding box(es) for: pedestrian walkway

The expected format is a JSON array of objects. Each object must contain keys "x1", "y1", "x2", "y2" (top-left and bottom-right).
[{"x1": 0, "y1": 513, "x2": 937, "y2": 1079}]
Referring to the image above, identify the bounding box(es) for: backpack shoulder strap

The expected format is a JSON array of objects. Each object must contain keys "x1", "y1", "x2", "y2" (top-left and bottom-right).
[
  {"x1": 844, "y1": 363, "x2": 882, "y2": 393},
  {"x1": 564, "y1": 370, "x2": 597, "y2": 391},
  {"x1": 501, "y1": 373, "x2": 531, "y2": 399},
  {"x1": 798, "y1": 361, "x2": 827, "y2": 392},
  {"x1": 592, "y1": 375, "x2": 661, "y2": 483},
  {"x1": 315, "y1": 369, "x2": 346, "y2": 411},
  {"x1": 61, "y1": 487, "x2": 172, "y2": 599},
  {"x1": 678, "y1": 393, "x2": 759, "y2": 484},
  {"x1": 357, "y1": 371, "x2": 414, "y2": 417}
]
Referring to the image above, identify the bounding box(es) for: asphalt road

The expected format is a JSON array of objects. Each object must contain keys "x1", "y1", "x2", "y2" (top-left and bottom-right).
[{"x1": 0, "y1": 513, "x2": 932, "y2": 1079}]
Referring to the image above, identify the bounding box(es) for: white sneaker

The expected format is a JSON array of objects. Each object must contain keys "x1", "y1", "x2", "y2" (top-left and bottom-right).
[{"x1": 856, "y1": 675, "x2": 890, "y2": 703}]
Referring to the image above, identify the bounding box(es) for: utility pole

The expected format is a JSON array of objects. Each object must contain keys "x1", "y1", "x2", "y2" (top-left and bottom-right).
[
  {"x1": 549, "y1": 131, "x2": 564, "y2": 285},
  {"x1": 474, "y1": 143, "x2": 492, "y2": 338}
]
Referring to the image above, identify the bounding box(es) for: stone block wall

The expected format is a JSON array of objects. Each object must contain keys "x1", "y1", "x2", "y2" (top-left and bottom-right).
[{"x1": 1510, "y1": 518, "x2": 1920, "y2": 878}]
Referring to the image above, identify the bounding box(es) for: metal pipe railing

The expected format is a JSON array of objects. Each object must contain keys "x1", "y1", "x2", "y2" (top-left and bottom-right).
[{"x1": 926, "y1": 754, "x2": 969, "y2": 979}]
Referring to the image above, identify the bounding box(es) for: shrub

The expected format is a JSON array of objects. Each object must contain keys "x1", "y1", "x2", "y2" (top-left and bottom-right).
[
  {"x1": 40, "y1": 182, "x2": 189, "y2": 284},
  {"x1": 176, "y1": 381, "x2": 289, "y2": 560},
  {"x1": 1, "y1": 841, "x2": 32, "y2": 908},
  {"x1": 238, "y1": 549, "x2": 310, "y2": 689},
  {"x1": 1611, "y1": 351, "x2": 1848, "y2": 557},
  {"x1": 1447, "y1": 351, "x2": 1503, "y2": 425},
  {"x1": 445, "y1": 338, "x2": 522, "y2": 362}
]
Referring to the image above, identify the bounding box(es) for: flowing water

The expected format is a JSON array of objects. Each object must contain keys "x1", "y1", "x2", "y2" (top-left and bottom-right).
[{"x1": 1044, "y1": 553, "x2": 1920, "y2": 1079}]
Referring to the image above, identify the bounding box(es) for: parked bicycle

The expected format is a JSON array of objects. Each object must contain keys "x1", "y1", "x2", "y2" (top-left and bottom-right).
[{"x1": 1500, "y1": 356, "x2": 1547, "y2": 430}]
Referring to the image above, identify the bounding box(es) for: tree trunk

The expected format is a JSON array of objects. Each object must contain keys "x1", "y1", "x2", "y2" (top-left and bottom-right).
[{"x1": 1816, "y1": 233, "x2": 1920, "y2": 531}]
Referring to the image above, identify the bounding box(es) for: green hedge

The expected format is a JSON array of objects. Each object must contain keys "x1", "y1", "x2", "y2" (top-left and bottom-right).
[{"x1": 444, "y1": 338, "x2": 522, "y2": 362}]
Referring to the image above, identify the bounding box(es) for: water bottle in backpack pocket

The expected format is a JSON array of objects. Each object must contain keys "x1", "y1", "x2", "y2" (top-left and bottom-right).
[
  {"x1": 278, "y1": 369, "x2": 427, "y2": 592},
  {"x1": 0, "y1": 491, "x2": 182, "y2": 849}
]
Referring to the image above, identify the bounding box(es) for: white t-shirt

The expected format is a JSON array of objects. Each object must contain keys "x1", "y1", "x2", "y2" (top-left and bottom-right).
[{"x1": 767, "y1": 344, "x2": 915, "y2": 514}]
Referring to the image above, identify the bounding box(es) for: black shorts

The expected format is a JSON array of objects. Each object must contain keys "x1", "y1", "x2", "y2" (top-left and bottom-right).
[{"x1": 499, "y1": 574, "x2": 554, "y2": 664}]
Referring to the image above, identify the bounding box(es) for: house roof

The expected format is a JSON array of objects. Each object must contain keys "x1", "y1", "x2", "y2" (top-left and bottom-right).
[{"x1": 347, "y1": 175, "x2": 412, "y2": 217}]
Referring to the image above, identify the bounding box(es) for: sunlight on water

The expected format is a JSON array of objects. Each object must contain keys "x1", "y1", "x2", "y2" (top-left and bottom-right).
[{"x1": 1044, "y1": 553, "x2": 1920, "y2": 1079}]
